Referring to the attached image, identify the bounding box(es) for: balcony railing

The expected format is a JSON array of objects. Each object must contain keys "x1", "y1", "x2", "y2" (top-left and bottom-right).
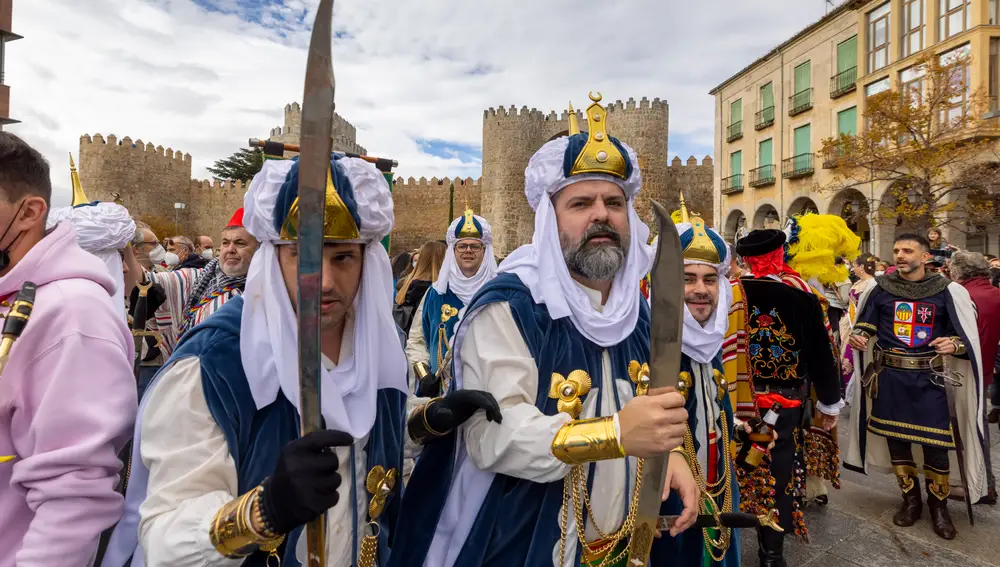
[
  {"x1": 789, "y1": 88, "x2": 813, "y2": 116},
  {"x1": 748, "y1": 164, "x2": 776, "y2": 187},
  {"x1": 822, "y1": 145, "x2": 843, "y2": 169},
  {"x1": 782, "y1": 153, "x2": 815, "y2": 178},
  {"x1": 830, "y1": 67, "x2": 857, "y2": 98},
  {"x1": 721, "y1": 173, "x2": 744, "y2": 195},
  {"x1": 726, "y1": 121, "x2": 743, "y2": 142},
  {"x1": 755, "y1": 106, "x2": 775, "y2": 130}
]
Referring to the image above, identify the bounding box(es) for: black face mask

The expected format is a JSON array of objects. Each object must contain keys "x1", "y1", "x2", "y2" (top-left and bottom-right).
[{"x1": 0, "y1": 200, "x2": 27, "y2": 272}]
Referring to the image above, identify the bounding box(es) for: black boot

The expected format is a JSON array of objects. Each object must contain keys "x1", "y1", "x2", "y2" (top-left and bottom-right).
[
  {"x1": 757, "y1": 527, "x2": 787, "y2": 567},
  {"x1": 925, "y1": 472, "x2": 957, "y2": 540},
  {"x1": 892, "y1": 463, "x2": 922, "y2": 527}
]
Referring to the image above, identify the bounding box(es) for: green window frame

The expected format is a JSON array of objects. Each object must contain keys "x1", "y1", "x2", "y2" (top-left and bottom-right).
[{"x1": 837, "y1": 107, "x2": 857, "y2": 136}]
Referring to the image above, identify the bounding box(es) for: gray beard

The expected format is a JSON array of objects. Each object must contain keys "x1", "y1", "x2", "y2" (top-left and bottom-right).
[{"x1": 562, "y1": 223, "x2": 629, "y2": 281}]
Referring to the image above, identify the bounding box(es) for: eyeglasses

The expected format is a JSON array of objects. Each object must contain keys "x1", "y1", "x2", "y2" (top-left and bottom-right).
[{"x1": 455, "y1": 243, "x2": 484, "y2": 252}]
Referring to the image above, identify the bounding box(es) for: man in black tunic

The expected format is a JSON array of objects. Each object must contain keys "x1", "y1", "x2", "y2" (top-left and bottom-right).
[
  {"x1": 727, "y1": 229, "x2": 843, "y2": 567},
  {"x1": 847, "y1": 233, "x2": 988, "y2": 540}
]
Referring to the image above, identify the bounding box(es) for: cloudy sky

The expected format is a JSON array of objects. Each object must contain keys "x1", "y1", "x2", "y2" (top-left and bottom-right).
[{"x1": 7, "y1": 0, "x2": 840, "y2": 207}]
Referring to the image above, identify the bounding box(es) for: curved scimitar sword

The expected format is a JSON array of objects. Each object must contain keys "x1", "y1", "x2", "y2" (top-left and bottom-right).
[
  {"x1": 628, "y1": 200, "x2": 685, "y2": 564},
  {"x1": 299, "y1": 1, "x2": 336, "y2": 566}
]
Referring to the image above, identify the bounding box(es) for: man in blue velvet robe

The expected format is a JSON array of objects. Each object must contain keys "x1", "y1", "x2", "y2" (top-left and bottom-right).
[
  {"x1": 651, "y1": 205, "x2": 741, "y2": 566},
  {"x1": 390, "y1": 93, "x2": 700, "y2": 567},
  {"x1": 406, "y1": 207, "x2": 498, "y2": 394},
  {"x1": 103, "y1": 155, "x2": 412, "y2": 567}
]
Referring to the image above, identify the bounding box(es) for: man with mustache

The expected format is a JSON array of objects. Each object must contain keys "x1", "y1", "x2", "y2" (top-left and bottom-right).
[
  {"x1": 405, "y1": 207, "x2": 499, "y2": 395},
  {"x1": 390, "y1": 93, "x2": 698, "y2": 567},
  {"x1": 723, "y1": 229, "x2": 843, "y2": 567},
  {"x1": 846, "y1": 233, "x2": 988, "y2": 540},
  {"x1": 650, "y1": 203, "x2": 742, "y2": 566}
]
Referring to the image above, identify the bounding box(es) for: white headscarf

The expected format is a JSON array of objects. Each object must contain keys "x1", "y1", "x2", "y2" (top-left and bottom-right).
[
  {"x1": 672, "y1": 222, "x2": 733, "y2": 364},
  {"x1": 432, "y1": 213, "x2": 498, "y2": 304},
  {"x1": 499, "y1": 136, "x2": 653, "y2": 347},
  {"x1": 240, "y1": 157, "x2": 408, "y2": 438}
]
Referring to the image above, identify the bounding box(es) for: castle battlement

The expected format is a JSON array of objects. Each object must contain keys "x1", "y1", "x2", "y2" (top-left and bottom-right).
[
  {"x1": 485, "y1": 97, "x2": 668, "y2": 121},
  {"x1": 394, "y1": 176, "x2": 482, "y2": 188},
  {"x1": 669, "y1": 155, "x2": 714, "y2": 168},
  {"x1": 190, "y1": 178, "x2": 249, "y2": 191},
  {"x1": 271, "y1": 102, "x2": 364, "y2": 155},
  {"x1": 80, "y1": 133, "x2": 191, "y2": 163}
]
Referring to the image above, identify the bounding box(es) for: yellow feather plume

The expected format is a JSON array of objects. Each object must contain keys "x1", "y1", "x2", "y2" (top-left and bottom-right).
[{"x1": 786, "y1": 214, "x2": 861, "y2": 286}]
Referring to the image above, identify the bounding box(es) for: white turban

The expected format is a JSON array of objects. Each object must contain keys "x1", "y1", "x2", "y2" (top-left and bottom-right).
[
  {"x1": 240, "y1": 157, "x2": 407, "y2": 438},
  {"x1": 432, "y1": 213, "x2": 499, "y2": 305},
  {"x1": 499, "y1": 136, "x2": 653, "y2": 347},
  {"x1": 47, "y1": 202, "x2": 135, "y2": 321}
]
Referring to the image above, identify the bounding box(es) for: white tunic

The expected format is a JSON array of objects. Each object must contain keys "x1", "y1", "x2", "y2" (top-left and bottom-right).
[
  {"x1": 138, "y1": 332, "x2": 368, "y2": 567},
  {"x1": 428, "y1": 283, "x2": 638, "y2": 567}
]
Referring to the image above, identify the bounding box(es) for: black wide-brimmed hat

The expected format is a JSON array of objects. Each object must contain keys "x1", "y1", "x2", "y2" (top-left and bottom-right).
[{"x1": 735, "y1": 229, "x2": 786, "y2": 257}]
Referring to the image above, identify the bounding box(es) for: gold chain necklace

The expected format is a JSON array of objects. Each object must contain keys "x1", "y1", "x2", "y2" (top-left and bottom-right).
[{"x1": 681, "y1": 410, "x2": 734, "y2": 562}]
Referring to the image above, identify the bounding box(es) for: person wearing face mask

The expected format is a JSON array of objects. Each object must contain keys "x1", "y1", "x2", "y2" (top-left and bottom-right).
[
  {"x1": 164, "y1": 235, "x2": 208, "y2": 270},
  {"x1": 123, "y1": 209, "x2": 259, "y2": 358},
  {"x1": 194, "y1": 235, "x2": 215, "y2": 260},
  {"x1": 0, "y1": 133, "x2": 137, "y2": 567},
  {"x1": 405, "y1": 207, "x2": 498, "y2": 397}
]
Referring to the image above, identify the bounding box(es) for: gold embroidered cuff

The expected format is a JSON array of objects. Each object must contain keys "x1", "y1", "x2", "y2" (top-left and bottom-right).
[
  {"x1": 209, "y1": 486, "x2": 285, "y2": 558},
  {"x1": 551, "y1": 416, "x2": 625, "y2": 465},
  {"x1": 853, "y1": 323, "x2": 876, "y2": 337},
  {"x1": 407, "y1": 398, "x2": 451, "y2": 445},
  {"x1": 923, "y1": 467, "x2": 951, "y2": 500},
  {"x1": 893, "y1": 464, "x2": 920, "y2": 493}
]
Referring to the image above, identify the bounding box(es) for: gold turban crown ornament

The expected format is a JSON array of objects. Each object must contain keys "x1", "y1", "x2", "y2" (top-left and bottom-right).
[
  {"x1": 675, "y1": 193, "x2": 722, "y2": 264},
  {"x1": 455, "y1": 207, "x2": 483, "y2": 239},
  {"x1": 567, "y1": 92, "x2": 629, "y2": 180},
  {"x1": 279, "y1": 167, "x2": 361, "y2": 241},
  {"x1": 69, "y1": 154, "x2": 90, "y2": 207}
]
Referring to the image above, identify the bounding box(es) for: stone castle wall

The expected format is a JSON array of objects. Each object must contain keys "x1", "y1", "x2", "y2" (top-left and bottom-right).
[
  {"x1": 79, "y1": 99, "x2": 714, "y2": 252},
  {"x1": 389, "y1": 176, "x2": 483, "y2": 253}
]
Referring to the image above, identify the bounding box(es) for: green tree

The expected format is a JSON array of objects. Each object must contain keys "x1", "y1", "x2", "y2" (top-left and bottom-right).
[{"x1": 207, "y1": 148, "x2": 264, "y2": 182}]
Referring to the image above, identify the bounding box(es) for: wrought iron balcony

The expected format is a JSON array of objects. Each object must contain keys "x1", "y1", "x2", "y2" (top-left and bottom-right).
[
  {"x1": 830, "y1": 67, "x2": 857, "y2": 99},
  {"x1": 726, "y1": 121, "x2": 743, "y2": 142},
  {"x1": 822, "y1": 145, "x2": 843, "y2": 169},
  {"x1": 721, "y1": 173, "x2": 744, "y2": 195},
  {"x1": 748, "y1": 164, "x2": 776, "y2": 187},
  {"x1": 755, "y1": 106, "x2": 775, "y2": 130},
  {"x1": 788, "y1": 88, "x2": 813, "y2": 116},
  {"x1": 782, "y1": 153, "x2": 815, "y2": 178}
]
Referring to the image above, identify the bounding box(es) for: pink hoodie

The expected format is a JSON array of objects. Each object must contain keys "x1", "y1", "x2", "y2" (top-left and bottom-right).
[{"x1": 0, "y1": 222, "x2": 136, "y2": 566}]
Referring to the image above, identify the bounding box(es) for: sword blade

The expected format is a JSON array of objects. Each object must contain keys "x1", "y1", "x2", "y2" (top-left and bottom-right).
[
  {"x1": 629, "y1": 200, "x2": 685, "y2": 563},
  {"x1": 299, "y1": 1, "x2": 336, "y2": 565}
]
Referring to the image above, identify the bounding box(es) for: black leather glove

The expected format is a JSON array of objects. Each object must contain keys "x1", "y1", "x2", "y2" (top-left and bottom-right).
[
  {"x1": 260, "y1": 429, "x2": 354, "y2": 534},
  {"x1": 415, "y1": 372, "x2": 442, "y2": 398},
  {"x1": 425, "y1": 390, "x2": 503, "y2": 431}
]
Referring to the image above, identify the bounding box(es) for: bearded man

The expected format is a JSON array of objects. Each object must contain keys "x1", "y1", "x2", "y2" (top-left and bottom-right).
[
  {"x1": 846, "y1": 233, "x2": 987, "y2": 540},
  {"x1": 651, "y1": 205, "x2": 741, "y2": 566},
  {"x1": 125, "y1": 209, "x2": 259, "y2": 357},
  {"x1": 389, "y1": 92, "x2": 698, "y2": 567},
  {"x1": 405, "y1": 207, "x2": 498, "y2": 394}
]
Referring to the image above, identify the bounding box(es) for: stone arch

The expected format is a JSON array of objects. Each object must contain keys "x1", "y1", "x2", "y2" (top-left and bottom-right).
[
  {"x1": 753, "y1": 199, "x2": 781, "y2": 229},
  {"x1": 826, "y1": 188, "x2": 872, "y2": 251},
  {"x1": 723, "y1": 208, "x2": 748, "y2": 243},
  {"x1": 786, "y1": 196, "x2": 819, "y2": 218}
]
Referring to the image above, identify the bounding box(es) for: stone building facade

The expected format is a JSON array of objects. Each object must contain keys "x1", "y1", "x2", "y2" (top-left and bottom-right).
[{"x1": 79, "y1": 98, "x2": 715, "y2": 255}]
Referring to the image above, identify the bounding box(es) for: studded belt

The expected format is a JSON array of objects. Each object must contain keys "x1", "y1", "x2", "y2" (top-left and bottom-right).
[{"x1": 879, "y1": 351, "x2": 944, "y2": 371}]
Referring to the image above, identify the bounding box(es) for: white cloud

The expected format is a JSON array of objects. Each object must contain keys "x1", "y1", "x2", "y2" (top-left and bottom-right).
[{"x1": 6, "y1": 0, "x2": 837, "y2": 207}]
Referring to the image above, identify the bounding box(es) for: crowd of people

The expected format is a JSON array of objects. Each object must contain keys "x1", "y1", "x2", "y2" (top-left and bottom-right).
[{"x1": 1, "y1": 87, "x2": 999, "y2": 567}]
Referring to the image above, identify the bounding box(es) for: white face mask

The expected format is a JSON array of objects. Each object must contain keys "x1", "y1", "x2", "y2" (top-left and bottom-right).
[
  {"x1": 202, "y1": 249, "x2": 214, "y2": 260},
  {"x1": 412, "y1": 258, "x2": 418, "y2": 267},
  {"x1": 149, "y1": 244, "x2": 166, "y2": 264},
  {"x1": 164, "y1": 252, "x2": 180, "y2": 267}
]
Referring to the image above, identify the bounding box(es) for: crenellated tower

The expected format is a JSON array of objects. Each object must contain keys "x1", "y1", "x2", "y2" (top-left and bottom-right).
[
  {"x1": 268, "y1": 102, "x2": 367, "y2": 156},
  {"x1": 481, "y1": 97, "x2": 670, "y2": 255}
]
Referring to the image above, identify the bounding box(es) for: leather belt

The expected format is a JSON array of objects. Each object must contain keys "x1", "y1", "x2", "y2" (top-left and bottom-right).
[
  {"x1": 754, "y1": 382, "x2": 809, "y2": 401},
  {"x1": 879, "y1": 351, "x2": 944, "y2": 371}
]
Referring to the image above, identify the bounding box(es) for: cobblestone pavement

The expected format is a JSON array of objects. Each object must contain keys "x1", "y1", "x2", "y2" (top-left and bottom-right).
[{"x1": 739, "y1": 407, "x2": 1000, "y2": 567}]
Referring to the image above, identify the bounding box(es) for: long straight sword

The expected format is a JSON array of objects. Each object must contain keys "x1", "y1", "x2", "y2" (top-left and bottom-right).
[
  {"x1": 628, "y1": 200, "x2": 685, "y2": 564},
  {"x1": 298, "y1": 1, "x2": 336, "y2": 565}
]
